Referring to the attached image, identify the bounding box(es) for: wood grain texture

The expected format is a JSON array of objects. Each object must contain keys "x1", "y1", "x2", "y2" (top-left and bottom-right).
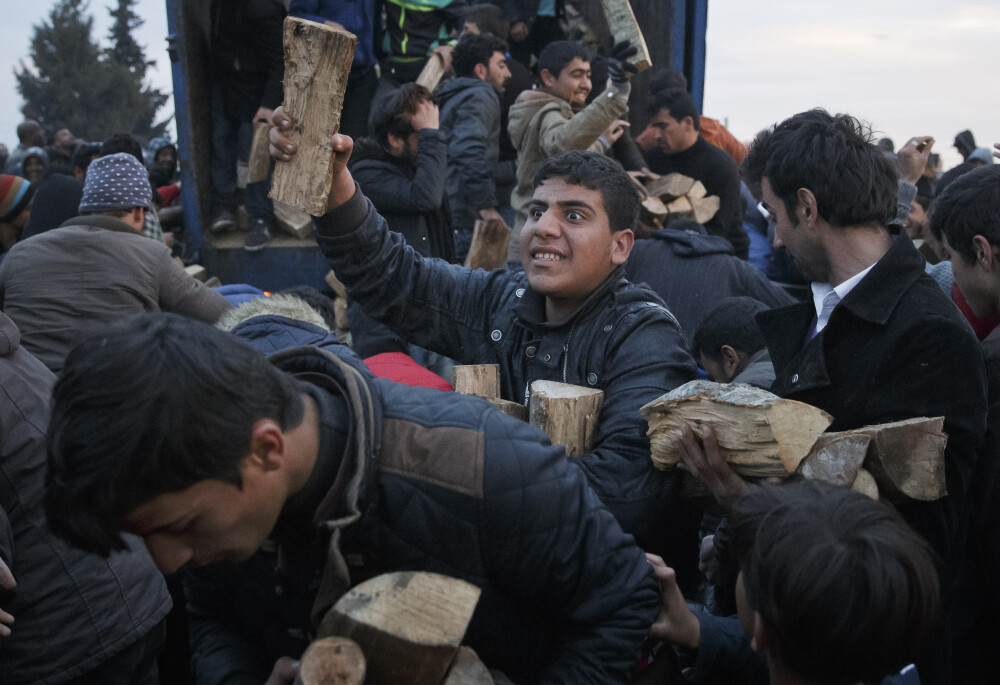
[
  {"x1": 270, "y1": 17, "x2": 356, "y2": 216},
  {"x1": 247, "y1": 120, "x2": 272, "y2": 184},
  {"x1": 295, "y1": 637, "x2": 366, "y2": 685},
  {"x1": 529, "y1": 381, "x2": 605, "y2": 456},
  {"x1": 416, "y1": 52, "x2": 447, "y2": 91},
  {"x1": 600, "y1": 0, "x2": 652, "y2": 72},
  {"x1": 453, "y1": 364, "x2": 501, "y2": 398}
]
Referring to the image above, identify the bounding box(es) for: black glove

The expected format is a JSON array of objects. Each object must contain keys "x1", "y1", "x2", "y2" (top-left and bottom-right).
[{"x1": 606, "y1": 40, "x2": 639, "y2": 86}]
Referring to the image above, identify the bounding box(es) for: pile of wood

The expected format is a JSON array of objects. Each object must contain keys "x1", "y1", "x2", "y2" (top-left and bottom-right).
[
  {"x1": 640, "y1": 173, "x2": 720, "y2": 228},
  {"x1": 305, "y1": 572, "x2": 491, "y2": 685},
  {"x1": 642, "y1": 380, "x2": 833, "y2": 477},
  {"x1": 324, "y1": 270, "x2": 352, "y2": 345},
  {"x1": 453, "y1": 366, "x2": 605, "y2": 456}
]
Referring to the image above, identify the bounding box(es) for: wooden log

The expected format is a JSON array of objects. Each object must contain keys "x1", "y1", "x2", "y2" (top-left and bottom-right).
[
  {"x1": 664, "y1": 196, "x2": 693, "y2": 218},
  {"x1": 851, "y1": 468, "x2": 879, "y2": 500},
  {"x1": 854, "y1": 417, "x2": 947, "y2": 501},
  {"x1": 687, "y1": 180, "x2": 707, "y2": 199},
  {"x1": 647, "y1": 173, "x2": 694, "y2": 201},
  {"x1": 416, "y1": 52, "x2": 447, "y2": 91},
  {"x1": 529, "y1": 381, "x2": 604, "y2": 456},
  {"x1": 453, "y1": 364, "x2": 501, "y2": 398},
  {"x1": 641, "y1": 380, "x2": 832, "y2": 477},
  {"x1": 640, "y1": 195, "x2": 669, "y2": 222},
  {"x1": 490, "y1": 398, "x2": 528, "y2": 422},
  {"x1": 247, "y1": 120, "x2": 272, "y2": 184},
  {"x1": 600, "y1": 0, "x2": 652, "y2": 72},
  {"x1": 464, "y1": 219, "x2": 510, "y2": 271},
  {"x1": 798, "y1": 432, "x2": 871, "y2": 487},
  {"x1": 273, "y1": 200, "x2": 314, "y2": 240},
  {"x1": 317, "y1": 572, "x2": 481, "y2": 685},
  {"x1": 442, "y1": 647, "x2": 494, "y2": 685},
  {"x1": 295, "y1": 637, "x2": 366, "y2": 685},
  {"x1": 270, "y1": 17, "x2": 357, "y2": 216},
  {"x1": 184, "y1": 264, "x2": 207, "y2": 282},
  {"x1": 690, "y1": 196, "x2": 721, "y2": 225}
]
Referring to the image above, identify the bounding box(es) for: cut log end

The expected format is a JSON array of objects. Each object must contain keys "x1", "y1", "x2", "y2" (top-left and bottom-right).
[
  {"x1": 296, "y1": 637, "x2": 366, "y2": 685},
  {"x1": 529, "y1": 381, "x2": 604, "y2": 456}
]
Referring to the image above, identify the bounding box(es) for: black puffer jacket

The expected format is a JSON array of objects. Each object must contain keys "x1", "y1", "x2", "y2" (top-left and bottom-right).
[
  {"x1": 315, "y1": 188, "x2": 699, "y2": 557},
  {"x1": 188, "y1": 313, "x2": 661, "y2": 684},
  {"x1": 0, "y1": 312, "x2": 170, "y2": 684},
  {"x1": 437, "y1": 76, "x2": 502, "y2": 233}
]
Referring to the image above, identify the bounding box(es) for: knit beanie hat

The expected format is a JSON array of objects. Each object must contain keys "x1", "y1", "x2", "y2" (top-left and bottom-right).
[
  {"x1": 78, "y1": 152, "x2": 152, "y2": 213},
  {"x1": 0, "y1": 175, "x2": 35, "y2": 223}
]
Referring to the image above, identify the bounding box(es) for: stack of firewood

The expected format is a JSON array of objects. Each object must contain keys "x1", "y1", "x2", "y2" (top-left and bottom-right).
[{"x1": 640, "y1": 173, "x2": 720, "y2": 227}]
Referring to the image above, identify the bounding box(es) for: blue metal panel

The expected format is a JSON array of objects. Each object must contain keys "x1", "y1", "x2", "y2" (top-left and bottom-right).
[
  {"x1": 687, "y1": 0, "x2": 708, "y2": 111},
  {"x1": 165, "y1": 0, "x2": 202, "y2": 260},
  {"x1": 671, "y1": 0, "x2": 687, "y2": 77},
  {"x1": 202, "y1": 246, "x2": 333, "y2": 293}
]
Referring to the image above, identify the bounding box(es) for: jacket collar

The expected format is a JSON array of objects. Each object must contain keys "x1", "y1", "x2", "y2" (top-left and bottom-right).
[
  {"x1": 834, "y1": 228, "x2": 924, "y2": 326},
  {"x1": 59, "y1": 214, "x2": 140, "y2": 235},
  {"x1": 515, "y1": 265, "x2": 628, "y2": 329}
]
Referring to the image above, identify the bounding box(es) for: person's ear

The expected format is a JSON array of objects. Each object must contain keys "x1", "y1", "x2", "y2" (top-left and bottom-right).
[
  {"x1": 473, "y1": 62, "x2": 488, "y2": 80},
  {"x1": 611, "y1": 228, "x2": 635, "y2": 265},
  {"x1": 682, "y1": 116, "x2": 695, "y2": 131},
  {"x1": 720, "y1": 345, "x2": 743, "y2": 376},
  {"x1": 386, "y1": 133, "x2": 405, "y2": 156},
  {"x1": 540, "y1": 68, "x2": 556, "y2": 87},
  {"x1": 796, "y1": 188, "x2": 819, "y2": 226},
  {"x1": 972, "y1": 235, "x2": 997, "y2": 270},
  {"x1": 247, "y1": 419, "x2": 286, "y2": 472}
]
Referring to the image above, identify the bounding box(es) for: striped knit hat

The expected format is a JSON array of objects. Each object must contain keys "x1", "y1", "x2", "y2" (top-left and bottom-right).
[{"x1": 0, "y1": 175, "x2": 34, "y2": 224}]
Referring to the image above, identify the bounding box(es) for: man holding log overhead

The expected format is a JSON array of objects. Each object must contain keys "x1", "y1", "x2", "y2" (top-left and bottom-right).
[
  {"x1": 270, "y1": 114, "x2": 699, "y2": 572},
  {"x1": 678, "y1": 110, "x2": 988, "y2": 685}
]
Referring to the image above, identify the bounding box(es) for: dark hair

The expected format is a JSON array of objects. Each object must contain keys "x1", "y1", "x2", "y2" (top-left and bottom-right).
[
  {"x1": 45, "y1": 314, "x2": 306, "y2": 555},
  {"x1": 452, "y1": 32, "x2": 508, "y2": 79},
  {"x1": 649, "y1": 68, "x2": 688, "y2": 94},
  {"x1": 371, "y1": 83, "x2": 434, "y2": 151},
  {"x1": 533, "y1": 150, "x2": 639, "y2": 233},
  {"x1": 101, "y1": 133, "x2": 144, "y2": 163},
  {"x1": 648, "y1": 88, "x2": 700, "y2": 131},
  {"x1": 538, "y1": 40, "x2": 589, "y2": 79},
  {"x1": 929, "y1": 165, "x2": 1000, "y2": 264},
  {"x1": 72, "y1": 142, "x2": 102, "y2": 173},
  {"x1": 731, "y1": 481, "x2": 940, "y2": 684},
  {"x1": 462, "y1": 4, "x2": 510, "y2": 40},
  {"x1": 692, "y1": 297, "x2": 767, "y2": 362},
  {"x1": 741, "y1": 109, "x2": 897, "y2": 229}
]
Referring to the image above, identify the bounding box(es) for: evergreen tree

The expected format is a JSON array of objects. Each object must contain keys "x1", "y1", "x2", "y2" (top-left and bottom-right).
[{"x1": 15, "y1": 0, "x2": 170, "y2": 144}]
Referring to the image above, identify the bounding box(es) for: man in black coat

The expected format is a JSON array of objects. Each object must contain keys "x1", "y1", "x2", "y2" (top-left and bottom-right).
[
  {"x1": 677, "y1": 109, "x2": 988, "y2": 685},
  {"x1": 44, "y1": 313, "x2": 660, "y2": 685}
]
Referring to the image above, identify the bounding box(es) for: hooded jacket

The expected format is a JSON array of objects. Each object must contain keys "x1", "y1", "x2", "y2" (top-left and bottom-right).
[
  {"x1": 625, "y1": 225, "x2": 795, "y2": 336},
  {"x1": 187, "y1": 311, "x2": 661, "y2": 684},
  {"x1": 0, "y1": 311, "x2": 170, "y2": 684},
  {"x1": 437, "y1": 76, "x2": 502, "y2": 235},
  {"x1": 507, "y1": 86, "x2": 628, "y2": 262},
  {"x1": 314, "y1": 187, "x2": 699, "y2": 560}
]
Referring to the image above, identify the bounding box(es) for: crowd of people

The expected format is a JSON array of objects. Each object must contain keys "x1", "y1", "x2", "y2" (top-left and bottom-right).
[{"x1": 1, "y1": 1, "x2": 999, "y2": 684}]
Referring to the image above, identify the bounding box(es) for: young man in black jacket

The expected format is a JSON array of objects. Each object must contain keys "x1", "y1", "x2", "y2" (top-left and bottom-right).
[
  {"x1": 44, "y1": 313, "x2": 660, "y2": 684},
  {"x1": 269, "y1": 116, "x2": 699, "y2": 570}
]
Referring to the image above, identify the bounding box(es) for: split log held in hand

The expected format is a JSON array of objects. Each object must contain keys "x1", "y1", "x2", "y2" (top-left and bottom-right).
[
  {"x1": 416, "y1": 51, "x2": 448, "y2": 91},
  {"x1": 600, "y1": 0, "x2": 652, "y2": 72},
  {"x1": 296, "y1": 637, "x2": 366, "y2": 685},
  {"x1": 270, "y1": 17, "x2": 356, "y2": 216},
  {"x1": 464, "y1": 219, "x2": 511, "y2": 271},
  {"x1": 247, "y1": 120, "x2": 272, "y2": 184},
  {"x1": 641, "y1": 380, "x2": 833, "y2": 477},
  {"x1": 318, "y1": 571, "x2": 482, "y2": 685},
  {"x1": 529, "y1": 380, "x2": 605, "y2": 456},
  {"x1": 453, "y1": 365, "x2": 529, "y2": 421}
]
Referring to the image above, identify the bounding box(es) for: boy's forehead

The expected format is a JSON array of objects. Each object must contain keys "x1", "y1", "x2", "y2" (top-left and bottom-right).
[
  {"x1": 532, "y1": 176, "x2": 601, "y2": 204},
  {"x1": 123, "y1": 484, "x2": 204, "y2": 533},
  {"x1": 560, "y1": 57, "x2": 590, "y2": 75}
]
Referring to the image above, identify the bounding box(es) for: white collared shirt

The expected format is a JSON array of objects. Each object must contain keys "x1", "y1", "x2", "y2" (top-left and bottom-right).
[{"x1": 810, "y1": 262, "x2": 878, "y2": 335}]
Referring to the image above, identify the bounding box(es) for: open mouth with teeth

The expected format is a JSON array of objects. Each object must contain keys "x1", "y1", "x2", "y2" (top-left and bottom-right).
[{"x1": 533, "y1": 251, "x2": 566, "y2": 261}]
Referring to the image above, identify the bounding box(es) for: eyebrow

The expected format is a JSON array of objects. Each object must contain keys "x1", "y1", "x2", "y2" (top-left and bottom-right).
[{"x1": 528, "y1": 199, "x2": 596, "y2": 213}]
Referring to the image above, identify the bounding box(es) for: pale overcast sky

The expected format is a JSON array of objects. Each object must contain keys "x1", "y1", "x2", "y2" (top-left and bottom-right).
[{"x1": 2, "y1": 1, "x2": 997, "y2": 170}]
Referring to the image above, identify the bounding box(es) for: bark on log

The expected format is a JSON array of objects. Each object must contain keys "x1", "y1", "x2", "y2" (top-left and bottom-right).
[
  {"x1": 318, "y1": 572, "x2": 481, "y2": 685},
  {"x1": 464, "y1": 219, "x2": 510, "y2": 271},
  {"x1": 851, "y1": 468, "x2": 879, "y2": 500},
  {"x1": 647, "y1": 173, "x2": 695, "y2": 201},
  {"x1": 273, "y1": 200, "x2": 314, "y2": 240},
  {"x1": 642, "y1": 380, "x2": 832, "y2": 477},
  {"x1": 798, "y1": 433, "x2": 871, "y2": 487},
  {"x1": 453, "y1": 365, "x2": 501, "y2": 399},
  {"x1": 529, "y1": 381, "x2": 604, "y2": 456},
  {"x1": 247, "y1": 120, "x2": 272, "y2": 184},
  {"x1": 600, "y1": 0, "x2": 652, "y2": 72},
  {"x1": 325, "y1": 270, "x2": 348, "y2": 299},
  {"x1": 295, "y1": 637, "x2": 366, "y2": 685},
  {"x1": 854, "y1": 417, "x2": 947, "y2": 501},
  {"x1": 442, "y1": 647, "x2": 494, "y2": 685},
  {"x1": 416, "y1": 52, "x2": 447, "y2": 91},
  {"x1": 270, "y1": 18, "x2": 357, "y2": 216}
]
